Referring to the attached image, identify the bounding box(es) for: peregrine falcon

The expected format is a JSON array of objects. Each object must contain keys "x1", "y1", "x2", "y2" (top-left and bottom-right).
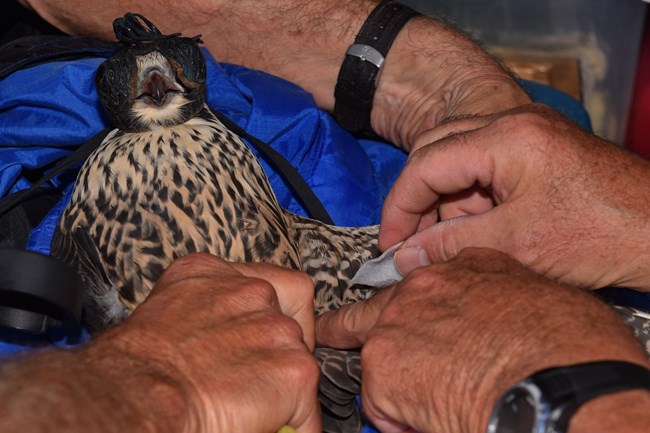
[{"x1": 51, "y1": 13, "x2": 377, "y2": 432}]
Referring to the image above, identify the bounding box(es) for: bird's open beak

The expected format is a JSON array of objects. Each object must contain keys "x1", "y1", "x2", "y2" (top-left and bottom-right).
[
  {"x1": 146, "y1": 71, "x2": 167, "y2": 105},
  {"x1": 137, "y1": 69, "x2": 182, "y2": 106}
]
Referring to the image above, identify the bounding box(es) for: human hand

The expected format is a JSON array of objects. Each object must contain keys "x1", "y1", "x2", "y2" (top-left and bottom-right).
[
  {"x1": 379, "y1": 104, "x2": 650, "y2": 291},
  {"x1": 371, "y1": 16, "x2": 531, "y2": 150},
  {"x1": 87, "y1": 253, "x2": 321, "y2": 433},
  {"x1": 316, "y1": 248, "x2": 650, "y2": 433}
]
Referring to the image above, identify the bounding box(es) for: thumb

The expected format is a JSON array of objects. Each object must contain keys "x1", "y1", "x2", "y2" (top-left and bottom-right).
[
  {"x1": 394, "y1": 211, "x2": 508, "y2": 273},
  {"x1": 315, "y1": 287, "x2": 395, "y2": 349}
]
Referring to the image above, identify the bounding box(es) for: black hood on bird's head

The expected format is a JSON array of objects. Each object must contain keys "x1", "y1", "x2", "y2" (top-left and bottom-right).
[{"x1": 95, "y1": 13, "x2": 207, "y2": 132}]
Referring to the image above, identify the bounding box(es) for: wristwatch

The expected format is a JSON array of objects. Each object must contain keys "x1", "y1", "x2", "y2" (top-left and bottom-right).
[{"x1": 486, "y1": 360, "x2": 650, "y2": 433}]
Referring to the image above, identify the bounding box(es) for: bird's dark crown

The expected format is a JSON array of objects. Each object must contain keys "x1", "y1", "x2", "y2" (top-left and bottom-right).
[{"x1": 95, "y1": 13, "x2": 207, "y2": 132}]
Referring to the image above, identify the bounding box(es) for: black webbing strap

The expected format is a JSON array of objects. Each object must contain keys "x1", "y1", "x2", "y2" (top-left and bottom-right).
[
  {"x1": 210, "y1": 109, "x2": 334, "y2": 224},
  {"x1": 0, "y1": 128, "x2": 112, "y2": 218}
]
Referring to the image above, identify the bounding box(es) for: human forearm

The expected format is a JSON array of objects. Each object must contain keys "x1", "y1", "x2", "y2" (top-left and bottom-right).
[
  {"x1": 372, "y1": 15, "x2": 530, "y2": 149},
  {"x1": 467, "y1": 311, "x2": 650, "y2": 433},
  {"x1": 0, "y1": 339, "x2": 185, "y2": 433},
  {"x1": 568, "y1": 390, "x2": 650, "y2": 433}
]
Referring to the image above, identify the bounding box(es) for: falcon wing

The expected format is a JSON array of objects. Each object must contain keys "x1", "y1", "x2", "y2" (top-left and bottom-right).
[{"x1": 51, "y1": 226, "x2": 128, "y2": 331}]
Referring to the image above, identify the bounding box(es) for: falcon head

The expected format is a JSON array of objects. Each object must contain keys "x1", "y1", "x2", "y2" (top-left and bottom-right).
[{"x1": 96, "y1": 13, "x2": 207, "y2": 132}]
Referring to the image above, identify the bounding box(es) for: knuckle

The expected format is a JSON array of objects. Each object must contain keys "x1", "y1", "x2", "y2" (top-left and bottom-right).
[
  {"x1": 285, "y1": 351, "x2": 320, "y2": 386},
  {"x1": 262, "y1": 345, "x2": 319, "y2": 392},
  {"x1": 495, "y1": 105, "x2": 559, "y2": 149},
  {"x1": 497, "y1": 108, "x2": 544, "y2": 132},
  {"x1": 287, "y1": 268, "x2": 313, "y2": 284},
  {"x1": 157, "y1": 253, "x2": 231, "y2": 288},
  {"x1": 438, "y1": 219, "x2": 463, "y2": 260},
  {"x1": 290, "y1": 270, "x2": 315, "y2": 299},
  {"x1": 172, "y1": 252, "x2": 223, "y2": 269},
  {"x1": 361, "y1": 333, "x2": 395, "y2": 370},
  {"x1": 376, "y1": 300, "x2": 403, "y2": 325},
  {"x1": 163, "y1": 253, "x2": 226, "y2": 277},
  {"x1": 394, "y1": 263, "x2": 464, "y2": 302},
  {"x1": 266, "y1": 314, "x2": 305, "y2": 344},
  {"x1": 401, "y1": 265, "x2": 437, "y2": 287},
  {"x1": 239, "y1": 277, "x2": 277, "y2": 305},
  {"x1": 341, "y1": 306, "x2": 364, "y2": 336}
]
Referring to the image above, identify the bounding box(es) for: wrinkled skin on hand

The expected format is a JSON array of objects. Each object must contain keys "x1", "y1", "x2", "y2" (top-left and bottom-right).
[
  {"x1": 316, "y1": 248, "x2": 650, "y2": 433},
  {"x1": 370, "y1": 16, "x2": 531, "y2": 150},
  {"x1": 88, "y1": 253, "x2": 321, "y2": 433},
  {"x1": 380, "y1": 104, "x2": 650, "y2": 291}
]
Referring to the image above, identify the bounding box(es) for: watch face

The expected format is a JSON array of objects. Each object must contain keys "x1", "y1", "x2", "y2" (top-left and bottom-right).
[
  {"x1": 488, "y1": 385, "x2": 543, "y2": 433},
  {"x1": 488, "y1": 361, "x2": 650, "y2": 433},
  {"x1": 496, "y1": 389, "x2": 536, "y2": 433}
]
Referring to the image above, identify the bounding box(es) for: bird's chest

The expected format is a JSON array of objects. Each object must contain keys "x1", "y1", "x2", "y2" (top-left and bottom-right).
[{"x1": 68, "y1": 122, "x2": 300, "y2": 278}]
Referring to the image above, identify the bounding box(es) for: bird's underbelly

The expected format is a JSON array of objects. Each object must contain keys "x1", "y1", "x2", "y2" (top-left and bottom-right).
[
  {"x1": 55, "y1": 115, "x2": 316, "y2": 325},
  {"x1": 110, "y1": 190, "x2": 298, "y2": 307},
  {"x1": 67, "y1": 137, "x2": 301, "y2": 310}
]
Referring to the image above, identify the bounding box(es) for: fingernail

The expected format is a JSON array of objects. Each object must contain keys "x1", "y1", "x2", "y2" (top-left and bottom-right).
[{"x1": 394, "y1": 247, "x2": 431, "y2": 275}]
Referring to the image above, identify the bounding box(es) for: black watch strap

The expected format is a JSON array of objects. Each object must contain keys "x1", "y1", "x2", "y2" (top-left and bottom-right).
[
  {"x1": 334, "y1": 1, "x2": 420, "y2": 133},
  {"x1": 532, "y1": 360, "x2": 650, "y2": 432},
  {"x1": 533, "y1": 360, "x2": 650, "y2": 406},
  {"x1": 489, "y1": 360, "x2": 650, "y2": 433}
]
